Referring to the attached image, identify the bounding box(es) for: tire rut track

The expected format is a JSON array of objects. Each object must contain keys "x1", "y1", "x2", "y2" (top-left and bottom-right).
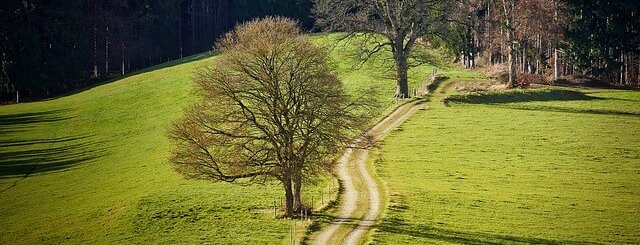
[{"x1": 313, "y1": 100, "x2": 426, "y2": 245}]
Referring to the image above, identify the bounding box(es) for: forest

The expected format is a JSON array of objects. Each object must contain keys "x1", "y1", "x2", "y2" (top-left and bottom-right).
[
  {"x1": 0, "y1": 0, "x2": 313, "y2": 100},
  {"x1": 0, "y1": 0, "x2": 638, "y2": 101}
]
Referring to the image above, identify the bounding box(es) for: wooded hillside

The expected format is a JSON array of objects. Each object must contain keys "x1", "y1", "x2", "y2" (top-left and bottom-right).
[{"x1": 0, "y1": 0, "x2": 638, "y2": 101}]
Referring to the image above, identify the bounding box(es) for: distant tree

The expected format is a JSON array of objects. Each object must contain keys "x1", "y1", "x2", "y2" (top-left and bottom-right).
[
  {"x1": 444, "y1": 0, "x2": 486, "y2": 69},
  {"x1": 447, "y1": 0, "x2": 567, "y2": 86},
  {"x1": 492, "y1": 0, "x2": 518, "y2": 86},
  {"x1": 313, "y1": 0, "x2": 451, "y2": 98},
  {"x1": 169, "y1": 17, "x2": 372, "y2": 218}
]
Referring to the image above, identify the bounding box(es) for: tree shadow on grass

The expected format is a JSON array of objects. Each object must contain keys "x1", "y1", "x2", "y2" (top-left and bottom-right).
[
  {"x1": 445, "y1": 89, "x2": 599, "y2": 105},
  {"x1": 444, "y1": 89, "x2": 640, "y2": 117},
  {"x1": 0, "y1": 109, "x2": 74, "y2": 135},
  {"x1": 506, "y1": 105, "x2": 640, "y2": 117},
  {"x1": 0, "y1": 139, "x2": 106, "y2": 179},
  {"x1": 0, "y1": 134, "x2": 92, "y2": 147},
  {"x1": 0, "y1": 132, "x2": 107, "y2": 193},
  {"x1": 427, "y1": 76, "x2": 450, "y2": 93},
  {"x1": 376, "y1": 216, "x2": 603, "y2": 245}
]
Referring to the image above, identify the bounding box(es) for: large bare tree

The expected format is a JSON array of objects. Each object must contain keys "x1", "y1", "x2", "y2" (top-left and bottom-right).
[
  {"x1": 169, "y1": 17, "x2": 372, "y2": 218},
  {"x1": 313, "y1": 0, "x2": 450, "y2": 98}
]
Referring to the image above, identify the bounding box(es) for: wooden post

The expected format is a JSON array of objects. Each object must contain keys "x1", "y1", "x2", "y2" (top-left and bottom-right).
[
  {"x1": 16, "y1": 90, "x2": 19, "y2": 104},
  {"x1": 292, "y1": 219, "x2": 296, "y2": 245}
]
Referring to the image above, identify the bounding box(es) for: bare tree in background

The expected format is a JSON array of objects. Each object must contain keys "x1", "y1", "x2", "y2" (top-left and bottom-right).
[
  {"x1": 313, "y1": 0, "x2": 451, "y2": 98},
  {"x1": 169, "y1": 17, "x2": 373, "y2": 218},
  {"x1": 495, "y1": 0, "x2": 518, "y2": 87}
]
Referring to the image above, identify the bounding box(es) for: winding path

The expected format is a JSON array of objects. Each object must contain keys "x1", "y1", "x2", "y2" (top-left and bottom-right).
[{"x1": 313, "y1": 99, "x2": 426, "y2": 245}]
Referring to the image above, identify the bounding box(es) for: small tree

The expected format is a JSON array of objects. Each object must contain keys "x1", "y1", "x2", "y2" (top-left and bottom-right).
[
  {"x1": 313, "y1": 0, "x2": 451, "y2": 98},
  {"x1": 169, "y1": 17, "x2": 372, "y2": 218}
]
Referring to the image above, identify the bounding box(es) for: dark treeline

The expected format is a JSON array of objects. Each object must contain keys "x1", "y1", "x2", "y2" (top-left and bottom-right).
[
  {"x1": 1, "y1": 0, "x2": 638, "y2": 102},
  {"x1": 0, "y1": 0, "x2": 313, "y2": 101}
]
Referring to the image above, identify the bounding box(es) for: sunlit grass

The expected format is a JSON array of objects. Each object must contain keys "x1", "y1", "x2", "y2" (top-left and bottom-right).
[
  {"x1": 0, "y1": 33, "x2": 417, "y2": 244},
  {"x1": 371, "y1": 79, "x2": 640, "y2": 244}
]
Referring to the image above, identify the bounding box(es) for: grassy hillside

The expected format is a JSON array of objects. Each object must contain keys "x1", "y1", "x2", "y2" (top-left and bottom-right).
[
  {"x1": 0, "y1": 34, "x2": 452, "y2": 244},
  {"x1": 371, "y1": 79, "x2": 640, "y2": 244}
]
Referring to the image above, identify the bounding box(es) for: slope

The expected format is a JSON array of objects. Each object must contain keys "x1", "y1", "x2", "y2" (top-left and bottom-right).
[{"x1": 0, "y1": 34, "x2": 453, "y2": 244}]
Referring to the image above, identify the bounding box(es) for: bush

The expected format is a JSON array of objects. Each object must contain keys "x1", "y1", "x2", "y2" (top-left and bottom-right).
[{"x1": 517, "y1": 73, "x2": 550, "y2": 87}]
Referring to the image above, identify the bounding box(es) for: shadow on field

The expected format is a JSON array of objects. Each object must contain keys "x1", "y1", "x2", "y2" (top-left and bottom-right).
[
  {"x1": 445, "y1": 89, "x2": 598, "y2": 105},
  {"x1": 507, "y1": 105, "x2": 640, "y2": 117},
  {"x1": 0, "y1": 134, "x2": 92, "y2": 148},
  {"x1": 427, "y1": 76, "x2": 449, "y2": 93},
  {"x1": 0, "y1": 132, "x2": 107, "y2": 193},
  {"x1": 376, "y1": 217, "x2": 603, "y2": 245},
  {"x1": 444, "y1": 89, "x2": 640, "y2": 117},
  {"x1": 0, "y1": 109, "x2": 74, "y2": 134}
]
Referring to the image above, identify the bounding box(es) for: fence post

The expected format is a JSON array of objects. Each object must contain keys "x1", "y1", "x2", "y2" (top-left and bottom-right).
[{"x1": 291, "y1": 219, "x2": 296, "y2": 245}]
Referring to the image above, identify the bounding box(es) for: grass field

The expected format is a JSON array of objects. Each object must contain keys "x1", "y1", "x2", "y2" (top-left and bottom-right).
[
  {"x1": 0, "y1": 33, "x2": 456, "y2": 244},
  {"x1": 0, "y1": 53, "x2": 302, "y2": 244},
  {"x1": 305, "y1": 36, "x2": 486, "y2": 244},
  {"x1": 371, "y1": 79, "x2": 640, "y2": 244}
]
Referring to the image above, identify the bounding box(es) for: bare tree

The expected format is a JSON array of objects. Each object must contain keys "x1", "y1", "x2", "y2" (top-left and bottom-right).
[
  {"x1": 169, "y1": 17, "x2": 373, "y2": 218},
  {"x1": 313, "y1": 0, "x2": 450, "y2": 98},
  {"x1": 493, "y1": 0, "x2": 518, "y2": 87}
]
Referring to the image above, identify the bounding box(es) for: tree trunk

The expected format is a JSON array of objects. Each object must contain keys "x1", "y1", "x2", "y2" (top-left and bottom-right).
[
  {"x1": 501, "y1": 0, "x2": 516, "y2": 87},
  {"x1": 554, "y1": 48, "x2": 560, "y2": 80},
  {"x1": 625, "y1": 52, "x2": 629, "y2": 85},
  {"x1": 522, "y1": 43, "x2": 526, "y2": 73},
  {"x1": 191, "y1": 0, "x2": 196, "y2": 54},
  {"x1": 283, "y1": 177, "x2": 294, "y2": 218},
  {"x1": 506, "y1": 28, "x2": 516, "y2": 87},
  {"x1": 121, "y1": 42, "x2": 125, "y2": 75},
  {"x1": 93, "y1": 26, "x2": 98, "y2": 78},
  {"x1": 293, "y1": 173, "x2": 302, "y2": 211},
  {"x1": 394, "y1": 52, "x2": 410, "y2": 98},
  {"x1": 105, "y1": 26, "x2": 109, "y2": 77},
  {"x1": 178, "y1": 0, "x2": 183, "y2": 58}
]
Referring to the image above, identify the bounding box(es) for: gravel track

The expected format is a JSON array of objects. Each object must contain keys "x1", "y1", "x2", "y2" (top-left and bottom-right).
[{"x1": 313, "y1": 100, "x2": 425, "y2": 245}]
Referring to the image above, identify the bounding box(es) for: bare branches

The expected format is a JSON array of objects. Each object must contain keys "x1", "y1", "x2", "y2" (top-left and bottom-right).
[
  {"x1": 313, "y1": 0, "x2": 453, "y2": 98},
  {"x1": 169, "y1": 17, "x2": 374, "y2": 216}
]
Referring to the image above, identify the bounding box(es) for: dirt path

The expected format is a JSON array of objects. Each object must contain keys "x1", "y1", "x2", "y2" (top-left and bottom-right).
[{"x1": 313, "y1": 100, "x2": 426, "y2": 245}]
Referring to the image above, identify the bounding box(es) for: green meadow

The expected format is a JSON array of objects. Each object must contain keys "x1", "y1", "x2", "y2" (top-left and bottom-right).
[
  {"x1": 371, "y1": 79, "x2": 640, "y2": 244},
  {"x1": 0, "y1": 34, "x2": 453, "y2": 244}
]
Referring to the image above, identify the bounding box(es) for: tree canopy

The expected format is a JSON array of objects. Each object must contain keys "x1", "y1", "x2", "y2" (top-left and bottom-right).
[{"x1": 169, "y1": 17, "x2": 373, "y2": 217}]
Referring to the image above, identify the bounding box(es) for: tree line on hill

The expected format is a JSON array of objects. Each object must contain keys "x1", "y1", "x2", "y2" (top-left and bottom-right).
[
  {"x1": 0, "y1": 0, "x2": 313, "y2": 101},
  {"x1": 0, "y1": 0, "x2": 638, "y2": 102}
]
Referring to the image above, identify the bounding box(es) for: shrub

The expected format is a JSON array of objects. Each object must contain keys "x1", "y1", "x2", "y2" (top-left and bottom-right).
[{"x1": 516, "y1": 73, "x2": 550, "y2": 87}]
